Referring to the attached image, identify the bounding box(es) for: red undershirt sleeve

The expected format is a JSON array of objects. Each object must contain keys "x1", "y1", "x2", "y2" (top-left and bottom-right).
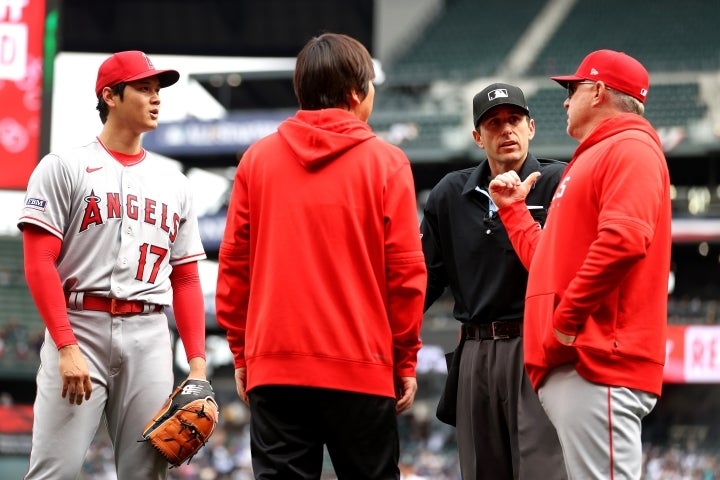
[
  {"x1": 21, "y1": 224, "x2": 77, "y2": 349},
  {"x1": 497, "y1": 201, "x2": 543, "y2": 270},
  {"x1": 169, "y1": 261, "x2": 206, "y2": 361}
]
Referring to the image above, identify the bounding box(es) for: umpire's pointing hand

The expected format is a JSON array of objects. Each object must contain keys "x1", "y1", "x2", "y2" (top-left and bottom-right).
[{"x1": 489, "y1": 171, "x2": 541, "y2": 209}]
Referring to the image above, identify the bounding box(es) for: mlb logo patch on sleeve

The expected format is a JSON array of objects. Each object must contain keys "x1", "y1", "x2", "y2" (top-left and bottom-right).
[{"x1": 26, "y1": 198, "x2": 47, "y2": 211}]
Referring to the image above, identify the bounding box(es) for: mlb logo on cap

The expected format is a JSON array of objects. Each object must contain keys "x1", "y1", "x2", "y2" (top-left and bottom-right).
[
  {"x1": 488, "y1": 88, "x2": 509, "y2": 101},
  {"x1": 473, "y1": 83, "x2": 529, "y2": 127}
]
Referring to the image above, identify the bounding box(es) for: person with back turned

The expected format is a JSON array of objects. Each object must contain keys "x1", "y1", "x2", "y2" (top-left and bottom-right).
[{"x1": 216, "y1": 33, "x2": 427, "y2": 479}]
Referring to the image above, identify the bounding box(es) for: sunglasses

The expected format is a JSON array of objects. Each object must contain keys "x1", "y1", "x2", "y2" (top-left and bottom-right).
[{"x1": 566, "y1": 81, "x2": 596, "y2": 99}]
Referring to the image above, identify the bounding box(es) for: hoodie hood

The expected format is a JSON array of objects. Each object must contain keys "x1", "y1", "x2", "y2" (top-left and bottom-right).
[
  {"x1": 277, "y1": 108, "x2": 376, "y2": 170},
  {"x1": 575, "y1": 112, "x2": 662, "y2": 159}
]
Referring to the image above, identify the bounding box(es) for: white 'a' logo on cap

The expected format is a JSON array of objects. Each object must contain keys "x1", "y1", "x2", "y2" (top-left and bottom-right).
[
  {"x1": 142, "y1": 53, "x2": 155, "y2": 69},
  {"x1": 488, "y1": 88, "x2": 508, "y2": 100}
]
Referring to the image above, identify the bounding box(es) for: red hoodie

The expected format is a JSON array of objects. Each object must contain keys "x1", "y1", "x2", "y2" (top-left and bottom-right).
[
  {"x1": 499, "y1": 113, "x2": 671, "y2": 396},
  {"x1": 216, "y1": 108, "x2": 427, "y2": 398}
]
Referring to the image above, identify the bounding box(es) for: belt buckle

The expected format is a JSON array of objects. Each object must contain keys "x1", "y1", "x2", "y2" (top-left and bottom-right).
[
  {"x1": 110, "y1": 298, "x2": 122, "y2": 315},
  {"x1": 491, "y1": 322, "x2": 509, "y2": 340}
]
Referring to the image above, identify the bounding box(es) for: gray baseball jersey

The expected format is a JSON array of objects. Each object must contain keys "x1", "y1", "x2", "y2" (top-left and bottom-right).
[{"x1": 19, "y1": 138, "x2": 206, "y2": 304}]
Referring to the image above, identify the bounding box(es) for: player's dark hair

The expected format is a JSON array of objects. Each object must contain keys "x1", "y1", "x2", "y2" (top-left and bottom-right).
[
  {"x1": 293, "y1": 33, "x2": 375, "y2": 110},
  {"x1": 96, "y1": 83, "x2": 127, "y2": 124}
]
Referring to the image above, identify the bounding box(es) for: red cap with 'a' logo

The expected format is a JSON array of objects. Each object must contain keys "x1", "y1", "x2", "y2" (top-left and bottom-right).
[
  {"x1": 550, "y1": 49, "x2": 649, "y2": 103},
  {"x1": 95, "y1": 50, "x2": 180, "y2": 97}
]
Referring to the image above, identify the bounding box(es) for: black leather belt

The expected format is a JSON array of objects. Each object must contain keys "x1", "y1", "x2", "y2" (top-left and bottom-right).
[{"x1": 462, "y1": 321, "x2": 522, "y2": 340}]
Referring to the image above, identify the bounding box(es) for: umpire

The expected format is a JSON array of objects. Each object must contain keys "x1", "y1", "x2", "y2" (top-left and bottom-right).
[{"x1": 421, "y1": 83, "x2": 567, "y2": 479}]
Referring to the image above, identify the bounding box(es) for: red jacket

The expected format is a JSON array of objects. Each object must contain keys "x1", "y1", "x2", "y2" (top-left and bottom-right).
[
  {"x1": 499, "y1": 113, "x2": 671, "y2": 396},
  {"x1": 216, "y1": 108, "x2": 427, "y2": 398}
]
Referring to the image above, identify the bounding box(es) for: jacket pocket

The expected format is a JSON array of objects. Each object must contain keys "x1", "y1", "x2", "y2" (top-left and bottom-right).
[{"x1": 525, "y1": 292, "x2": 576, "y2": 369}]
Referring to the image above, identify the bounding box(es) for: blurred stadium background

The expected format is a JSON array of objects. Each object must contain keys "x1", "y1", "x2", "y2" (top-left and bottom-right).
[{"x1": 2, "y1": 0, "x2": 720, "y2": 478}]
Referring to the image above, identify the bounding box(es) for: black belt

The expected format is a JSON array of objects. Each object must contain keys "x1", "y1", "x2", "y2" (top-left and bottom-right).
[{"x1": 462, "y1": 321, "x2": 522, "y2": 340}]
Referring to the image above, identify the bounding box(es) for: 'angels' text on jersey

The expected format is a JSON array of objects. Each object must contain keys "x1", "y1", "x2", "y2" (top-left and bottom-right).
[{"x1": 80, "y1": 189, "x2": 180, "y2": 241}]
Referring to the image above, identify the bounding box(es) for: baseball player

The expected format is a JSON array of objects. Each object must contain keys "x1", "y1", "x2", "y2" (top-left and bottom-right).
[{"x1": 18, "y1": 50, "x2": 208, "y2": 479}]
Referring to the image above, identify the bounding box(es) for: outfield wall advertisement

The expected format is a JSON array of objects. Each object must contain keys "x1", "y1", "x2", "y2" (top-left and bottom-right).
[
  {"x1": 665, "y1": 325, "x2": 720, "y2": 383},
  {"x1": 0, "y1": 0, "x2": 45, "y2": 189}
]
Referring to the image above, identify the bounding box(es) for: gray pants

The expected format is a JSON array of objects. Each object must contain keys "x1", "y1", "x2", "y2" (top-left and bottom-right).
[
  {"x1": 24, "y1": 310, "x2": 173, "y2": 479},
  {"x1": 457, "y1": 337, "x2": 566, "y2": 480},
  {"x1": 539, "y1": 364, "x2": 657, "y2": 480}
]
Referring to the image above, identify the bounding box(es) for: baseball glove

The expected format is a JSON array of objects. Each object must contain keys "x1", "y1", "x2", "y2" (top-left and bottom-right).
[{"x1": 140, "y1": 379, "x2": 219, "y2": 467}]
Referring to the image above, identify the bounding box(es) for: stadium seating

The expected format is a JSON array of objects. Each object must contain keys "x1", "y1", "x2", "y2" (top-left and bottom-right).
[
  {"x1": 385, "y1": 0, "x2": 546, "y2": 84},
  {"x1": 0, "y1": 237, "x2": 38, "y2": 327},
  {"x1": 644, "y1": 83, "x2": 709, "y2": 129},
  {"x1": 377, "y1": 0, "x2": 719, "y2": 162},
  {"x1": 0, "y1": 237, "x2": 43, "y2": 378},
  {"x1": 525, "y1": 82, "x2": 710, "y2": 157},
  {"x1": 530, "y1": 0, "x2": 720, "y2": 75},
  {"x1": 369, "y1": 110, "x2": 467, "y2": 162},
  {"x1": 521, "y1": 85, "x2": 575, "y2": 155}
]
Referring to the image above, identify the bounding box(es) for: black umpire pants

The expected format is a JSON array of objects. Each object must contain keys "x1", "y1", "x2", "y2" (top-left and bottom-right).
[
  {"x1": 249, "y1": 385, "x2": 400, "y2": 480},
  {"x1": 457, "y1": 337, "x2": 566, "y2": 480}
]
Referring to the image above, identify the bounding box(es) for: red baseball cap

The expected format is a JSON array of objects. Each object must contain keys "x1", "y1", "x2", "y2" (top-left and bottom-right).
[
  {"x1": 550, "y1": 49, "x2": 649, "y2": 103},
  {"x1": 95, "y1": 50, "x2": 180, "y2": 97}
]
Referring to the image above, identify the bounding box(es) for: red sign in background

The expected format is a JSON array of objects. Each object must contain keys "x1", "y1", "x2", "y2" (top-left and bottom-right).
[
  {"x1": 664, "y1": 325, "x2": 720, "y2": 383},
  {"x1": 0, "y1": 0, "x2": 46, "y2": 190}
]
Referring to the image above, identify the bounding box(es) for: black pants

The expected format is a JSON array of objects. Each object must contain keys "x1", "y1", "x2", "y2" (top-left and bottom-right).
[
  {"x1": 249, "y1": 385, "x2": 400, "y2": 480},
  {"x1": 457, "y1": 337, "x2": 566, "y2": 480}
]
